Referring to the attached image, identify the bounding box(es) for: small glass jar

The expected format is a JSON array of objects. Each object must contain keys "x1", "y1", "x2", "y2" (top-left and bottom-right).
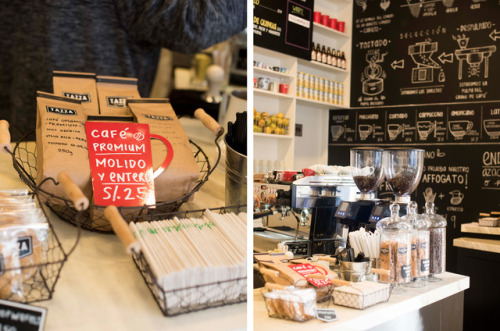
[
  {"x1": 403, "y1": 201, "x2": 430, "y2": 287},
  {"x1": 425, "y1": 202, "x2": 447, "y2": 281},
  {"x1": 376, "y1": 203, "x2": 413, "y2": 285}
]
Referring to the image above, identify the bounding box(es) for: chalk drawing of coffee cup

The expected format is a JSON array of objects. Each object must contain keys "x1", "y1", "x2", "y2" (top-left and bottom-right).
[
  {"x1": 387, "y1": 124, "x2": 403, "y2": 140},
  {"x1": 449, "y1": 189, "x2": 464, "y2": 205},
  {"x1": 358, "y1": 124, "x2": 373, "y2": 140},
  {"x1": 484, "y1": 119, "x2": 500, "y2": 139},
  {"x1": 423, "y1": 187, "x2": 437, "y2": 203},
  {"x1": 417, "y1": 121, "x2": 435, "y2": 140},
  {"x1": 331, "y1": 125, "x2": 345, "y2": 140},
  {"x1": 448, "y1": 120, "x2": 473, "y2": 139}
]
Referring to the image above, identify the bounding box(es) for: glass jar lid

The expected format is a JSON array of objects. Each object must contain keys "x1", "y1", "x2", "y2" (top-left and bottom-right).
[
  {"x1": 376, "y1": 203, "x2": 413, "y2": 233},
  {"x1": 425, "y1": 202, "x2": 447, "y2": 228},
  {"x1": 403, "y1": 201, "x2": 430, "y2": 230}
]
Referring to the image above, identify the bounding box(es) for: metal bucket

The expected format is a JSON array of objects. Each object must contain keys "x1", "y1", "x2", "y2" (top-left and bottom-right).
[
  {"x1": 340, "y1": 261, "x2": 372, "y2": 282},
  {"x1": 225, "y1": 135, "x2": 247, "y2": 206}
]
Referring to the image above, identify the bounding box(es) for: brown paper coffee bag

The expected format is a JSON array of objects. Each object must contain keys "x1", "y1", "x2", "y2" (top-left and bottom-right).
[
  {"x1": 52, "y1": 71, "x2": 99, "y2": 115},
  {"x1": 36, "y1": 92, "x2": 92, "y2": 201},
  {"x1": 128, "y1": 99, "x2": 199, "y2": 202},
  {"x1": 96, "y1": 76, "x2": 141, "y2": 116}
]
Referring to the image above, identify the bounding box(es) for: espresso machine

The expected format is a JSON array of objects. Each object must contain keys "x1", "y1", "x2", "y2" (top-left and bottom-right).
[
  {"x1": 366, "y1": 147, "x2": 425, "y2": 227},
  {"x1": 334, "y1": 147, "x2": 386, "y2": 232},
  {"x1": 253, "y1": 174, "x2": 357, "y2": 257},
  {"x1": 290, "y1": 175, "x2": 358, "y2": 255}
]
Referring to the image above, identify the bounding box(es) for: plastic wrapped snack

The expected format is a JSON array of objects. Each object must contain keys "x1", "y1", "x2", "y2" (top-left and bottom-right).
[{"x1": 264, "y1": 288, "x2": 316, "y2": 322}]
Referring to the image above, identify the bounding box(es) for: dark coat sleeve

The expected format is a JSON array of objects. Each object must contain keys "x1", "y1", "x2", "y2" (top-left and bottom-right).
[{"x1": 114, "y1": 0, "x2": 247, "y2": 54}]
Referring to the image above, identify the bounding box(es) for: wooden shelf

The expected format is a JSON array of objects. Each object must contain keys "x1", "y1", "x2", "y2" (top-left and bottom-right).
[
  {"x1": 253, "y1": 67, "x2": 293, "y2": 80},
  {"x1": 297, "y1": 58, "x2": 349, "y2": 74},
  {"x1": 461, "y1": 222, "x2": 500, "y2": 236},
  {"x1": 313, "y1": 22, "x2": 350, "y2": 38},
  {"x1": 296, "y1": 96, "x2": 345, "y2": 108},
  {"x1": 253, "y1": 88, "x2": 294, "y2": 99},
  {"x1": 254, "y1": 133, "x2": 294, "y2": 139},
  {"x1": 453, "y1": 237, "x2": 500, "y2": 254}
]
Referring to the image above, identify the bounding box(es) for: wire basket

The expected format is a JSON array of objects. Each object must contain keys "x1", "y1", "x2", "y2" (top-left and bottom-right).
[
  {"x1": 9, "y1": 127, "x2": 221, "y2": 233},
  {"x1": 127, "y1": 205, "x2": 247, "y2": 316},
  {"x1": 0, "y1": 168, "x2": 81, "y2": 304}
]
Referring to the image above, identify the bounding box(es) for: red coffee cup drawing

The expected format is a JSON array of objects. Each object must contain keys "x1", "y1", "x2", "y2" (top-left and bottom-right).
[{"x1": 151, "y1": 134, "x2": 174, "y2": 178}]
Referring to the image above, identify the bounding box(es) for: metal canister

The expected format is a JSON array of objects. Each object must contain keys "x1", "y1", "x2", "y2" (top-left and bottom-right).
[{"x1": 304, "y1": 73, "x2": 310, "y2": 89}]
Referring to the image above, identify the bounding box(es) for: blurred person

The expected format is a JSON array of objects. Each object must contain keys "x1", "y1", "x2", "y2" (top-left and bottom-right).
[{"x1": 0, "y1": 0, "x2": 246, "y2": 138}]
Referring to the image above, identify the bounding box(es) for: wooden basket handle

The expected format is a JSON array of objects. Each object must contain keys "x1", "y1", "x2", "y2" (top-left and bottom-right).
[
  {"x1": 0, "y1": 120, "x2": 11, "y2": 153},
  {"x1": 316, "y1": 256, "x2": 337, "y2": 263},
  {"x1": 265, "y1": 282, "x2": 290, "y2": 291},
  {"x1": 259, "y1": 268, "x2": 279, "y2": 279},
  {"x1": 56, "y1": 172, "x2": 89, "y2": 211},
  {"x1": 371, "y1": 268, "x2": 391, "y2": 276},
  {"x1": 329, "y1": 278, "x2": 352, "y2": 286},
  {"x1": 194, "y1": 108, "x2": 224, "y2": 137},
  {"x1": 104, "y1": 205, "x2": 141, "y2": 254}
]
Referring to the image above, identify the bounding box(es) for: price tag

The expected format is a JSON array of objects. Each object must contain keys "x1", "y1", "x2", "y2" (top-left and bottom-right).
[
  {"x1": 288, "y1": 263, "x2": 330, "y2": 287},
  {"x1": 0, "y1": 299, "x2": 47, "y2": 331},
  {"x1": 85, "y1": 122, "x2": 156, "y2": 207},
  {"x1": 315, "y1": 308, "x2": 338, "y2": 322}
]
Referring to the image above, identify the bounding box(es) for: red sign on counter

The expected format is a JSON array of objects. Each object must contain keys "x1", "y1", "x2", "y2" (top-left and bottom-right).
[
  {"x1": 85, "y1": 121, "x2": 156, "y2": 207},
  {"x1": 288, "y1": 263, "x2": 330, "y2": 287}
]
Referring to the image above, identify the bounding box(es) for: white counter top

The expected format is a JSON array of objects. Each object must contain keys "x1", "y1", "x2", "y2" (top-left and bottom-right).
[
  {"x1": 0, "y1": 118, "x2": 246, "y2": 331},
  {"x1": 254, "y1": 272, "x2": 469, "y2": 331}
]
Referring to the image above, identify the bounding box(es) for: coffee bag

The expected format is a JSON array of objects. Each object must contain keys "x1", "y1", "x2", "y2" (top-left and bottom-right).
[
  {"x1": 52, "y1": 71, "x2": 99, "y2": 115},
  {"x1": 96, "y1": 76, "x2": 141, "y2": 116},
  {"x1": 128, "y1": 99, "x2": 199, "y2": 202},
  {"x1": 36, "y1": 92, "x2": 92, "y2": 201}
]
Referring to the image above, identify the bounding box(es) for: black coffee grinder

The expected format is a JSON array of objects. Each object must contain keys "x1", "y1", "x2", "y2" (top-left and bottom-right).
[
  {"x1": 367, "y1": 147, "x2": 425, "y2": 229},
  {"x1": 335, "y1": 147, "x2": 386, "y2": 233}
]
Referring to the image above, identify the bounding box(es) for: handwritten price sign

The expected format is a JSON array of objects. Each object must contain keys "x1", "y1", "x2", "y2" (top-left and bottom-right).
[
  {"x1": 288, "y1": 263, "x2": 330, "y2": 287},
  {"x1": 86, "y1": 122, "x2": 156, "y2": 207}
]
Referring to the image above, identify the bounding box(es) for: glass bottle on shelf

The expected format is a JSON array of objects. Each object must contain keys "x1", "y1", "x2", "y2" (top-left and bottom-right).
[
  {"x1": 331, "y1": 48, "x2": 337, "y2": 67},
  {"x1": 321, "y1": 45, "x2": 327, "y2": 64},
  {"x1": 425, "y1": 202, "x2": 447, "y2": 282},
  {"x1": 376, "y1": 203, "x2": 413, "y2": 293},
  {"x1": 316, "y1": 44, "x2": 322, "y2": 62},
  {"x1": 327, "y1": 47, "x2": 332, "y2": 65},
  {"x1": 341, "y1": 51, "x2": 347, "y2": 70},
  {"x1": 336, "y1": 50, "x2": 342, "y2": 68},
  {"x1": 311, "y1": 42, "x2": 316, "y2": 61},
  {"x1": 403, "y1": 201, "x2": 430, "y2": 288}
]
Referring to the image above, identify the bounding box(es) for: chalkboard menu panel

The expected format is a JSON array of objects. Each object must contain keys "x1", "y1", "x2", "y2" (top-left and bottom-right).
[
  {"x1": 328, "y1": 103, "x2": 500, "y2": 272},
  {"x1": 254, "y1": 0, "x2": 314, "y2": 60},
  {"x1": 350, "y1": 0, "x2": 500, "y2": 107}
]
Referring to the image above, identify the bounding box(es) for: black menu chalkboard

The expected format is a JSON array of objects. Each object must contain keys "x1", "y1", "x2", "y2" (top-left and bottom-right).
[
  {"x1": 254, "y1": 0, "x2": 314, "y2": 60},
  {"x1": 350, "y1": 0, "x2": 500, "y2": 107},
  {"x1": 327, "y1": 103, "x2": 500, "y2": 272}
]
